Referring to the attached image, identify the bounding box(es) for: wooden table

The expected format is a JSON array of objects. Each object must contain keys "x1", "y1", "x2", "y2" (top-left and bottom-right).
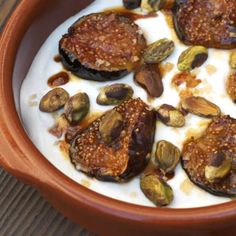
[{"x1": 0, "y1": 1, "x2": 92, "y2": 235}]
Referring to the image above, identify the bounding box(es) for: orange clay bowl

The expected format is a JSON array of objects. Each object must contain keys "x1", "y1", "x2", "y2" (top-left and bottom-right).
[{"x1": 0, "y1": 1, "x2": 236, "y2": 235}]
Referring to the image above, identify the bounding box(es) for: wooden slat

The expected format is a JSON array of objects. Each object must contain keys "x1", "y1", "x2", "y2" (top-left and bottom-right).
[
  {"x1": 0, "y1": 0, "x2": 19, "y2": 30},
  {"x1": 0, "y1": 1, "x2": 94, "y2": 235}
]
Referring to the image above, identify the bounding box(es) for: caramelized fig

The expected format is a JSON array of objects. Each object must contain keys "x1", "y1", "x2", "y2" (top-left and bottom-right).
[
  {"x1": 182, "y1": 116, "x2": 236, "y2": 197},
  {"x1": 69, "y1": 98, "x2": 156, "y2": 182},
  {"x1": 59, "y1": 12, "x2": 146, "y2": 81},
  {"x1": 173, "y1": 0, "x2": 236, "y2": 49}
]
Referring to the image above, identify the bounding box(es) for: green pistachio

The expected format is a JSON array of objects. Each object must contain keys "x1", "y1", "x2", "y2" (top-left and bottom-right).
[
  {"x1": 178, "y1": 46, "x2": 208, "y2": 71},
  {"x1": 181, "y1": 96, "x2": 221, "y2": 118},
  {"x1": 123, "y1": 0, "x2": 141, "y2": 9},
  {"x1": 97, "y1": 84, "x2": 133, "y2": 105},
  {"x1": 64, "y1": 92, "x2": 90, "y2": 124},
  {"x1": 155, "y1": 140, "x2": 181, "y2": 173},
  {"x1": 143, "y1": 38, "x2": 175, "y2": 64},
  {"x1": 156, "y1": 104, "x2": 185, "y2": 127},
  {"x1": 140, "y1": 173, "x2": 174, "y2": 206},
  {"x1": 39, "y1": 88, "x2": 69, "y2": 113},
  {"x1": 141, "y1": 0, "x2": 166, "y2": 12},
  {"x1": 230, "y1": 51, "x2": 236, "y2": 69},
  {"x1": 99, "y1": 110, "x2": 123, "y2": 144},
  {"x1": 227, "y1": 72, "x2": 236, "y2": 103},
  {"x1": 205, "y1": 151, "x2": 232, "y2": 183}
]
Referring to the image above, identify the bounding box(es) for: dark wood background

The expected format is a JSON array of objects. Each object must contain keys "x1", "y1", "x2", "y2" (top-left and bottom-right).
[{"x1": 0, "y1": 1, "x2": 93, "y2": 235}]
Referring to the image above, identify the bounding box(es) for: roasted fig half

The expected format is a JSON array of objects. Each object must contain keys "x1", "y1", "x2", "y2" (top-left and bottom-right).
[
  {"x1": 182, "y1": 116, "x2": 236, "y2": 197},
  {"x1": 173, "y1": 0, "x2": 236, "y2": 49},
  {"x1": 69, "y1": 98, "x2": 156, "y2": 182},
  {"x1": 59, "y1": 12, "x2": 147, "y2": 81}
]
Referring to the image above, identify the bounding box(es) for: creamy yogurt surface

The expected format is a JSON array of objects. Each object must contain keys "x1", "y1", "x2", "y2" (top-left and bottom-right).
[{"x1": 20, "y1": 0, "x2": 234, "y2": 208}]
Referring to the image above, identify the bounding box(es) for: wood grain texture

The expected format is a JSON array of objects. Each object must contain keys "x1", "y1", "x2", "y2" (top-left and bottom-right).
[
  {"x1": 0, "y1": 1, "x2": 93, "y2": 235},
  {"x1": 0, "y1": 0, "x2": 19, "y2": 30}
]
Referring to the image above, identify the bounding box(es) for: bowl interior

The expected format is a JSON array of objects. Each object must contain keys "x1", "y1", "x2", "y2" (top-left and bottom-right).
[{"x1": 2, "y1": 0, "x2": 236, "y2": 233}]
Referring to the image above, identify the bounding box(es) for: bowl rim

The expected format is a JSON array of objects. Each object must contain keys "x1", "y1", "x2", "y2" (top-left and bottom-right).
[{"x1": 1, "y1": 0, "x2": 236, "y2": 230}]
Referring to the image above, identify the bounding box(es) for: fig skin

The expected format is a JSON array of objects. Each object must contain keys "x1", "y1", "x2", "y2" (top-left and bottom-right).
[
  {"x1": 59, "y1": 47, "x2": 129, "y2": 81},
  {"x1": 69, "y1": 98, "x2": 156, "y2": 182}
]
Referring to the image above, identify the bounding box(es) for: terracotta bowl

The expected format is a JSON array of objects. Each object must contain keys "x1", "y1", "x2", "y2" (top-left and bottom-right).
[{"x1": 1, "y1": 1, "x2": 236, "y2": 235}]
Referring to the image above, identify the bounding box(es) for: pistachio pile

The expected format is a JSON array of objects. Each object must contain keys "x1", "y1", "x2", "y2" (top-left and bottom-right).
[
  {"x1": 40, "y1": 87, "x2": 90, "y2": 131},
  {"x1": 140, "y1": 140, "x2": 181, "y2": 206},
  {"x1": 132, "y1": 37, "x2": 175, "y2": 97}
]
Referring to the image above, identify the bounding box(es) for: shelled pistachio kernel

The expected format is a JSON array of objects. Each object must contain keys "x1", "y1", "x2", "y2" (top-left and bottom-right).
[
  {"x1": 64, "y1": 92, "x2": 90, "y2": 124},
  {"x1": 39, "y1": 88, "x2": 69, "y2": 112},
  {"x1": 141, "y1": 0, "x2": 166, "y2": 12},
  {"x1": 143, "y1": 38, "x2": 175, "y2": 64},
  {"x1": 178, "y1": 46, "x2": 208, "y2": 71},
  {"x1": 134, "y1": 64, "x2": 163, "y2": 98},
  {"x1": 99, "y1": 110, "x2": 123, "y2": 144},
  {"x1": 155, "y1": 140, "x2": 181, "y2": 173},
  {"x1": 96, "y1": 84, "x2": 133, "y2": 105},
  {"x1": 227, "y1": 72, "x2": 236, "y2": 103},
  {"x1": 123, "y1": 0, "x2": 141, "y2": 9},
  {"x1": 230, "y1": 51, "x2": 236, "y2": 69},
  {"x1": 156, "y1": 104, "x2": 185, "y2": 127},
  {"x1": 140, "y1": 173, "x2": 174, "y2": 206},
  {"x1": 181, "y1": 96, "x2": 221, "y2": 118},
  {"x1": 205, "y1": 152, "x2": 232, "y2": 183}
]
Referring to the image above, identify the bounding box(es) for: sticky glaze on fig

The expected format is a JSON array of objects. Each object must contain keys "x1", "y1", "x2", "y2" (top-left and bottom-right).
[
  {"x1": 182, "y1": 116, "x2": 236, "y2": 197},
  {"x1": 59, "y1": 12, "x2": 147, "y2": 81},
  {"x1": 173, "y1": 0, "x2": 236, "y2": 49},
  {"x1": 69, "y1": 98, "x2": 156, "y2": 182}
]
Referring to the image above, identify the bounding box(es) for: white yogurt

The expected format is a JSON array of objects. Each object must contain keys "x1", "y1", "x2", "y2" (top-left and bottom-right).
[{"x1": 20, "y1": 0, "x2": 234, "y2": 208}]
